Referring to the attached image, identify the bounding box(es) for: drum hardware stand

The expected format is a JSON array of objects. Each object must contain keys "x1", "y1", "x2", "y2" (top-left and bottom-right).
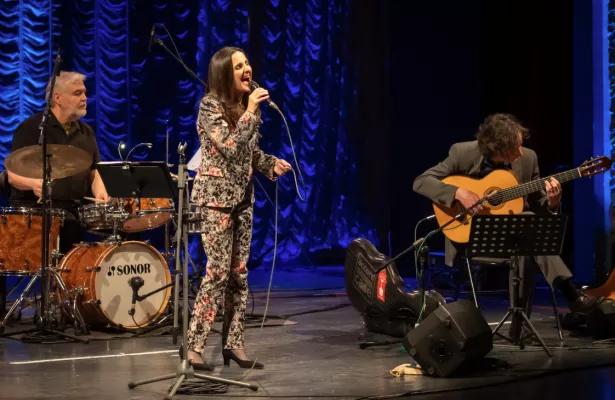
[
  {"x1": 64, "y1": 287, "x2": 90, "y2": 335},
  {"x1": 0, "y1": 239, "x2": 89, "y2": 341},
  {"x1": 1, "y1": 275, "x2": 30, "y2": 322},
  {"x1": 53, "y1": 246, "x2": 90, "y2": 336},
  {"x1": 128, "y1": 142, "x2": 258, "y2": 398},
  {"x1": 104, "y1": 210, "x2": 127, "y2": 244}
]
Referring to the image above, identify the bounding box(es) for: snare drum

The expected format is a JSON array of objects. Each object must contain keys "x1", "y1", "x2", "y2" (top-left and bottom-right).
[
  {"x1": 58, "y1": 241, "x2": 171, "y2": 328},
  {"x1": 79, "y1": 202, "x2": 125, "y2": 232},
  {"x1": 0, "y1": 207, "x2": 64, "y2": 275},
  {"x1": 120, "y1": 198, "x2": 175, "y2": 233}
]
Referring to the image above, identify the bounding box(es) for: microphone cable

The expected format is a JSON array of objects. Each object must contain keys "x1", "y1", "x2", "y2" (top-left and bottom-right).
[
  {"x1": 273, "y1": 108, "x2": 306, "y2": 201},
  {"x1": 413, "y1": 205, "x2": 483, "y2": 325},
  {"x1": 238, "y1": 104, "x2": 305, "y2": 381}
]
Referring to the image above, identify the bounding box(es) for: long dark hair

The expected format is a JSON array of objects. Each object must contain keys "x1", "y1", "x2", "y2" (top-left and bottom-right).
[
  {"x1": 205, "y1": 46, "x2": 249, "y2": 126},
  {"x1": 476, "y1": 113, "x2": 530, "y2": 157}
]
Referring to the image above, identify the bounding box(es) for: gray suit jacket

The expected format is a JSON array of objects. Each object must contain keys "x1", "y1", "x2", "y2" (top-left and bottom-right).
[{"x1": 413, "y1": 140, "x2": 555, "y2": 266}]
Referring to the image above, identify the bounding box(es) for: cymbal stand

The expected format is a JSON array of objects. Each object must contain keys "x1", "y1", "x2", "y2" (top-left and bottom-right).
[
  {"x1": 128, "y1": 143, "x2": 257, "y2": 398},
  {"x1": 3, "y1": 50, "x2": 86, "y2": 343}
]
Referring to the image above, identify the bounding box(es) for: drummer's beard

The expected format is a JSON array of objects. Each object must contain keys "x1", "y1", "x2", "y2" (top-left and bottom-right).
[{"x1": 73, "y1": 104, "x2": 87, "y2": 119}]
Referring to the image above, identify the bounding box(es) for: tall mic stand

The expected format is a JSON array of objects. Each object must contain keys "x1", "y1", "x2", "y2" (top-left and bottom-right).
[
  {"x1": 128, "y1": 144, "x2": 257, "y2": 399},
  {"x1": 12, "y1": 49, "x2": 87, "y2": 343}
]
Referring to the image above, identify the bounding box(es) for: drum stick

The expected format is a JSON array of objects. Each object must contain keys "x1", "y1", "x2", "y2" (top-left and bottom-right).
[{"x1": 84, "y1": 196, "x2": 107, "y2": 203}]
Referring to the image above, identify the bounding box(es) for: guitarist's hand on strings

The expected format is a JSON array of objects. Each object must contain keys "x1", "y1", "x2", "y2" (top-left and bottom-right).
[
  {"x1": 454, "y1": 187, "x2": 482, "y2": 214},
  {"x1": 545, "y1": 177, "x2": 562, "y2": 210}
]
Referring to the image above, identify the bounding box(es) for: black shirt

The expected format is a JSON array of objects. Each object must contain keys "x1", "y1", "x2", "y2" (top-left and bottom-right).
[{"x1": 9, "y1": 111, "x2": 101, "y2": 208}]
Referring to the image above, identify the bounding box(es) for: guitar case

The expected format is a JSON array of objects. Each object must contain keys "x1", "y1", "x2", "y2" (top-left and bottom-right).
[{"x1": 344, "y1": 238, "x2": 445, "y2": 337}]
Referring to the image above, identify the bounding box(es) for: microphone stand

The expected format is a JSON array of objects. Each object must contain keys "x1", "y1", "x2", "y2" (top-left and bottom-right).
[
  {"x1": 369, "y1": 198, "x2": 487, "y2": 328},
  {"x1": 375, "y1": 198, "x2": 487, "y2": 274},
  {"x1": 128, "y1": 280, "x2": 176, "y2": 336},
  {"x1": 128, "y1": 144, "x2": 258, "y2": 398},
  {"x1": 150, "y1": 37, "x2": 206, "y2": 87}
]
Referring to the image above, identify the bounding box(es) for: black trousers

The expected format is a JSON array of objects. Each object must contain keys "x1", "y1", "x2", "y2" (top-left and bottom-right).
[{"x1": 512, "y1": 254, "x2": 573, "y2": 317}]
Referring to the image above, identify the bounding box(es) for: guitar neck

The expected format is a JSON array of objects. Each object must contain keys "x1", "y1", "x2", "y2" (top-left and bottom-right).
[{"x1": 497, "y1": 168, "x2": 581, "y2": 203}]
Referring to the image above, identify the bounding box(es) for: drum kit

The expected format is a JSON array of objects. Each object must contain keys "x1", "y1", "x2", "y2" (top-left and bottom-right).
[{"x1": 0, "y1": 141, "x2": 204, "y2": 337}]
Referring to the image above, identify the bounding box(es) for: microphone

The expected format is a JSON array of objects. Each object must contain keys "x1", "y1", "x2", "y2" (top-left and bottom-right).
[
  {"x1": 148, "y1": 25, "x2": 156, "y2": 53},
  {"x1": 128, "y1": 276, "x2": 145, "y2": 316},
  {"x1": 248, "y1": 80, "x2": 279, "y2": 111}
]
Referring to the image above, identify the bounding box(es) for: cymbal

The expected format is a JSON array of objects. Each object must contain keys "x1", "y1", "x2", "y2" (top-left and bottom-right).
[{"x1": 5, "y1": 144, "x2": 93, "y2": 179}]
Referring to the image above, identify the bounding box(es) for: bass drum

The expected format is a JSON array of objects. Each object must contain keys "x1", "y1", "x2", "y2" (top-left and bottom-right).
[{"x1": 58, "y1": 241, "x2": 171, "y2": 329}]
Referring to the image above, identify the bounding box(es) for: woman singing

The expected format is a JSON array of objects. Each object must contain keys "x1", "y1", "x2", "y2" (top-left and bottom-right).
[{"x1": 185, "y1": 46, "x2": 292, "y2": 370}]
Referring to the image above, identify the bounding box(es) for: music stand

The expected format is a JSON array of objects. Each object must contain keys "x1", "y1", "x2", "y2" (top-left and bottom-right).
[
  {"x1": 97, "y1": 161, "x2": 176, "y2": 199},
  {"x1": 468, "y1": 214, "x2": 568, "y2": 357}
]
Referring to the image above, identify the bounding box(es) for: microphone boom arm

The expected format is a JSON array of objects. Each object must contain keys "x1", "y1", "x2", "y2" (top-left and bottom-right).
[
  {"x1": 151, "y1": 37, "x2": 206, "y2": 87},
  {"x1": 375, "y1": 196, "x2": 488, "y2": 273}
]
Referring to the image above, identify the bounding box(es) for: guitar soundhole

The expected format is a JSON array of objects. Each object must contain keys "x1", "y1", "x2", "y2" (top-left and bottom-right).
[
  {"x1": 488, "y1": 197, "x2": 503, "y2": 207},
  {"x1": 485, "y1": 187, "x2": 504, "y2": 208}
]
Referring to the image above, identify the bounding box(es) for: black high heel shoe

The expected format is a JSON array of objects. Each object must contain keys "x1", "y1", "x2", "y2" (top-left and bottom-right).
[
  {"x1": 222, "y1": 349, "x2": 264, "y2": 369},
  {"x1": 179, "y1": 345, "x2": 214, "y2": 371}
]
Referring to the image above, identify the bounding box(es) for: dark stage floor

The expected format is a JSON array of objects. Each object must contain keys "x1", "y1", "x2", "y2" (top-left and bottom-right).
[{"x1": 1, "y1": 266, "x2": 615, "y2": 399}]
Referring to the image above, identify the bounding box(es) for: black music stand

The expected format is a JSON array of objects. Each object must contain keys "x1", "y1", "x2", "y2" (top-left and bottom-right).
[
  {"x1": 468, "y1": 214, "x2": 568, "y2": 357},
  {"x1": 97, "y1": 161, "x2": 176, "y2": 199}
]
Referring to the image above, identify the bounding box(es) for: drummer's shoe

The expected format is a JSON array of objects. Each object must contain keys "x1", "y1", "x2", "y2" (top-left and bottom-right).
[{"x1": 179, "y1": 345, "x2": 214, "y2": 371}]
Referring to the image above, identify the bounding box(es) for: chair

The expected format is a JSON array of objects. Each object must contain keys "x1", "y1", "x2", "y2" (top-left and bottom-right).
[{"x1": 456, "y1": 256, "x2": 509, "y2": 304}]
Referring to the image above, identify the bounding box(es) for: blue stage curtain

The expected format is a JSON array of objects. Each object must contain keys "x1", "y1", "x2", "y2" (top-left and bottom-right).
[
  {"x1": 0, "y1": 0, "x2": 57, "y2": 162},
  {"x1": 609, "y1": 2, "x2": 615, "y2": 195},
  {"x1": 0, "y1": 0, "x2": 379, "y2": 267}
]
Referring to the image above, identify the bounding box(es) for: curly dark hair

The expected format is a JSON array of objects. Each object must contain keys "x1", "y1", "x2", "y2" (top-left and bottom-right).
[{"x1": 476, "y1": 113, "x2": 529, "y2": 157}]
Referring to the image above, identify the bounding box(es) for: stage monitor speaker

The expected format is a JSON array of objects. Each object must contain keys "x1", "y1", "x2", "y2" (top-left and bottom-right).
[{"x1": 402, "y1": 300, "x2": 493, "y2": 377}]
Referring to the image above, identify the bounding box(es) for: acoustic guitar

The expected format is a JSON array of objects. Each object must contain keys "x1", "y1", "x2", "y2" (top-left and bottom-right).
[{"x1": 433, "y1": 156, "x2": 612, "y2": 244}]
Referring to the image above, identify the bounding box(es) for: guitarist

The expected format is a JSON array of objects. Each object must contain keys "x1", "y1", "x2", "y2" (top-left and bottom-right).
[{"x1": 413, "y1": 113, "x2": 601, "y2": 317}]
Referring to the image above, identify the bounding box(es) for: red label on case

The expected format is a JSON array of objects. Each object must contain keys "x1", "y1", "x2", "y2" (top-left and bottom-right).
[{"x1": 377, "y1": 270, "x2": 387, "y2": 302}]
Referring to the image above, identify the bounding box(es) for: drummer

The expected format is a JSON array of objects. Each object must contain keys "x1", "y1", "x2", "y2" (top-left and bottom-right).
[{"x1": 7, "y1": 71, "x2": 109, "y2": 254}]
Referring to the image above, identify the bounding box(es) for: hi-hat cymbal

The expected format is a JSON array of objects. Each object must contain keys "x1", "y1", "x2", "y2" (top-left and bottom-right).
[{"x1": 5, "y1": 144, "x2": 93, "y2": 179}]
